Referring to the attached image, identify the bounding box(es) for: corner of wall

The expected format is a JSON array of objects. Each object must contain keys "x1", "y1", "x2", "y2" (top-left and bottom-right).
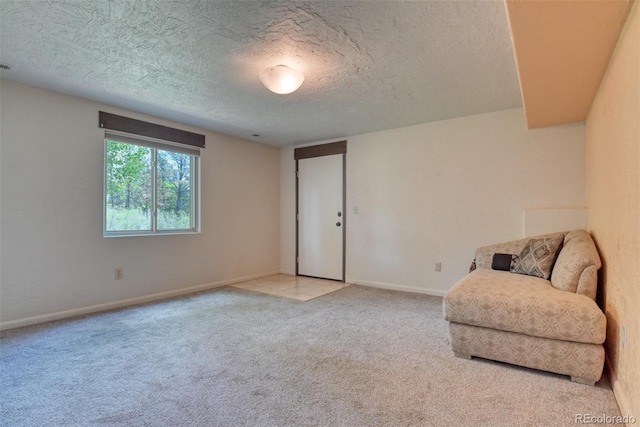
[{"x1": 585, "y1": 0, "x2": 640, "y2": 419}]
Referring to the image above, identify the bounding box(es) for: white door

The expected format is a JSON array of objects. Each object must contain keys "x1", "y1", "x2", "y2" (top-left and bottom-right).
[{"x1": 298, "y1": 154, "x2": 344, "y2": 281}]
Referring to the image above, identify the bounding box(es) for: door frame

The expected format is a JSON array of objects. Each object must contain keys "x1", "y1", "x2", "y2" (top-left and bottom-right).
[{"x1": 294, "y1": 140, "x2": 347, "y2": 282}]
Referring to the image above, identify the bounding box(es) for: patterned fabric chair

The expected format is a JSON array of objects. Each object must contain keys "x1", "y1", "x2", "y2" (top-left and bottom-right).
[{"x1": 443, "y1": 230, "x2": 606, "y2": 385}]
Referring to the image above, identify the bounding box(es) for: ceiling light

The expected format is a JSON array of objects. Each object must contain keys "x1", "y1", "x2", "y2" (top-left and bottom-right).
[{"x1": 259, "y1": 65, "x2": 304, "y2": 95}]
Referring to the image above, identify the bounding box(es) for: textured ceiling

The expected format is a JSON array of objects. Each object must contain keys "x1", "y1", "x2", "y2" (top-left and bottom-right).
[{"x1": 0, "y1": 1, "x2": 522, "y2": 147}]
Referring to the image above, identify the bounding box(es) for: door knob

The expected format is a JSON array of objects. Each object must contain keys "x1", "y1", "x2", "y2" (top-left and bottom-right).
[{"x1": 336, "y1": 222, "x2": 341, "y2": 227}]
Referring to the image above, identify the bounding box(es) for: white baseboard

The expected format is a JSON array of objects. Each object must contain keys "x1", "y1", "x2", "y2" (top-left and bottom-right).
[
  {"x1": 0, "y1": 270, "x2": 281, "y2": 331},
  {"x1": 350, "y1": 278, "x2": 447, "y2": 297},
  {"x1": 280, "y1": 270, "x2": 296, "y2": 276},
  {"x1": 606, "y1": 354, "x2": 637, "y2": 422}
]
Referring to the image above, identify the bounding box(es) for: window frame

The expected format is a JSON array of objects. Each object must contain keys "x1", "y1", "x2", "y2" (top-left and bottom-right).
[{"x1": 103, "y1": 132, "x2": 201, "y2": 238}]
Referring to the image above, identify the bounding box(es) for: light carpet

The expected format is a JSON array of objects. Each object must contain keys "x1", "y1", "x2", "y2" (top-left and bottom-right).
[{"x1": 0, "y1": 284, "x2": 621, "y2": 426}]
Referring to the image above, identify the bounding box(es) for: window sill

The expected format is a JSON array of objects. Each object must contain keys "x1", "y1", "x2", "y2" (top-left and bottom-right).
[{"x1": 103, "y1": 230, "x2": 201, "y2": 238}]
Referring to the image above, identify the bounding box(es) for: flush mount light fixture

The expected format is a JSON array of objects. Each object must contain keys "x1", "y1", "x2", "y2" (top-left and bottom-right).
[{"x1": 259, "y1": 65, "x2": 304, "y2": 95}]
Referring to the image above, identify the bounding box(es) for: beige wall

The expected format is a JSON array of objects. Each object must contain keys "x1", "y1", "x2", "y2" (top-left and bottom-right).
[
  {"x1": 0, "y1": 80, "x2": 281, "y2": 327},
  {"x1": 281, "y1": 108, "x2": 586, "y2": 295},
  {"x1": 586, "y1": 1, "x2": 639, "y2": 419},
  {"x1": 505, "y1": 0, "x2": 633, "y2": 129}
]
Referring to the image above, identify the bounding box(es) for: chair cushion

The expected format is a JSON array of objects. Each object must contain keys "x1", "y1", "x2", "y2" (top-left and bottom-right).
[
  {"x1": 511, "y1": 235, "x2": 564, "y2": 279},
  {"x1": 492, "y1": 253, "x2": 518, "y2": 271},
  {"x1": 443, "y1": 269, "x2": 606, "y2": 344}
]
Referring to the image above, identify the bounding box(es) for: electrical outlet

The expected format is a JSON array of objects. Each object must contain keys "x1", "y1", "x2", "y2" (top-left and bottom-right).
[
  {"x1": 353, "y1": 205, "x2": 359, "y2": 214},
  {"x1": 622, "y1": 324, "x2": 627, "y2": 350},
  {"x1": 114, "y1": 268, "x2": 123, "y2": 280},
  {"x1": 435, "y1": 262, "x2": 442, "y2": 272}
]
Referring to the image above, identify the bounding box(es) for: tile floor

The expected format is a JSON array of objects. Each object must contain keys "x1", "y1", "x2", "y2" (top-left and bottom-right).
[{"x1": 229, "y1": 274, "x2": 350, "y2": 301}]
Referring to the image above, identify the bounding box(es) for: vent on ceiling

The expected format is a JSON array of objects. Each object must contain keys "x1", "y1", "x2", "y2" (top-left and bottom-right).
[{"x1": 0, "y1": 63, "x2": 11, "y2": 71}]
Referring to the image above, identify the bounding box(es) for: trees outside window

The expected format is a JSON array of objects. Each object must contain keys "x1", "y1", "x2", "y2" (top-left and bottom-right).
[
  {"x1": 104, "y1": 137, "x2": 199, "y2": 236},
  {"x1": 157, "y1": 150, "x2": 192, "y2": 230}
]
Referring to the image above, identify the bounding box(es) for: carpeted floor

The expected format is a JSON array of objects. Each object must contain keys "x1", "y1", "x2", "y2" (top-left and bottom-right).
[{"x1": 1, "y1": 283, "x2": 621, "y2": 426}]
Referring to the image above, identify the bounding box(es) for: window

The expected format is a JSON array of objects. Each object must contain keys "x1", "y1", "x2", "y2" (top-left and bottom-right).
[{"x1": 104, "y1": 132, "x2": 200, "y2": 236}]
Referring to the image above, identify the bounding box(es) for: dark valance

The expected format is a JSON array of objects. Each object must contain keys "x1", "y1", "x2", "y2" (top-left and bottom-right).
[
  {"x1": 99, "y1": 111, "x2": 205, "y2": 148},
  {"x1": 294, "y1": 140, "x2": 346, "y2": 160}
]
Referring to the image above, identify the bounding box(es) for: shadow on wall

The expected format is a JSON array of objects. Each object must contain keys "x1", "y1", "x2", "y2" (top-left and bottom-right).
[{"x1": 593, "y1": 236, "x2": 620, "y2": 372}]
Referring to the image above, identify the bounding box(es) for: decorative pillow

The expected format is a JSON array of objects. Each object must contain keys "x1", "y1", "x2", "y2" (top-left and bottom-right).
[
  {"x1": 512, "y1": 235, "x2": 564, "y2": 279},
  {"x1": 491, "y1": 253, "x2": 519, "y2": 271}
]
